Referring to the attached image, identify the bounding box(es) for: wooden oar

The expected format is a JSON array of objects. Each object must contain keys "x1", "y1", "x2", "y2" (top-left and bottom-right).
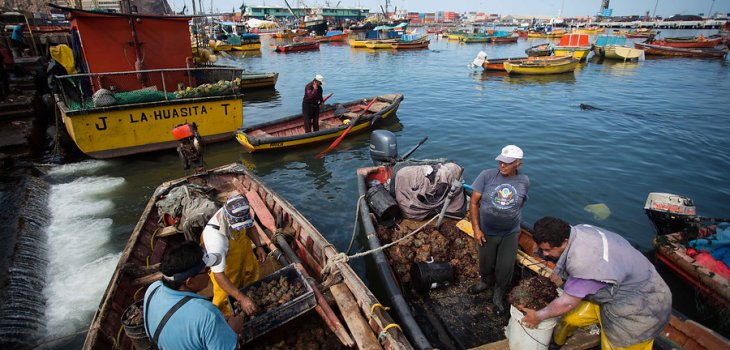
[
  {"x1": 315, "y1": 98, "x2": 377, "y2": 159},
  {"x1": 322, "y1": 92, "x2": 333, "y2": 104}
]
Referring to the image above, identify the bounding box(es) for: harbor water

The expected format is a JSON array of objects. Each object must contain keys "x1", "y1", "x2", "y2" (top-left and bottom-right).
[{"x1": 26, "y1": 29, "x2": 730, "y2": 347}]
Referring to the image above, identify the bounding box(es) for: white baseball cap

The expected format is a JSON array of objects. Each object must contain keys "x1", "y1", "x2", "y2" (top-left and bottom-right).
[
  {"x1": 314, "y1": 74, "x2": 324, "y2": 84},
  {"x1": 495, "y1": 145, "x2": 523, "y2": 164}
]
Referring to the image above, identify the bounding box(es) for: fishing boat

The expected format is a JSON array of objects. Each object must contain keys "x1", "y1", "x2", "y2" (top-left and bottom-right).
[
  {"x1": 604, "y1": 45, "x2": 645, "y2": 61},
  {"x1": 83, "y1": 163, "x2": 412, "y2": 349},
  {"x1": 480, "y1": 55, "x2": 571, "y2": 72},
  {"x1": 48, "y1": 7, "x2": 252, "y2": 159},
  {"x1": 525, "y1": 42, "x2": 553, "y2": 57},
  {"x1": 365, "y1": 39, "x2": 399, "y2": 49},
  {"x1": 391, "y1": 38, "x2": 430, "y2": 49},
  {"x1": 235, "y1": 94, "x2": 404, "y2": 153},
  {"x1": 239, "y1": 72, "x2": 279, "y2": 89},
  {"x1": 527, "y1": 28, "x2": 566, "y2": 38},
  {"x1": 634, "y1": 42, "x2": 729, "y2": 58},
  {"x1": 504, "y1": 58, "x2": 578, "y2": 75},
  {"x1": 459, "y1": 34, "x2": 491, "y2": 43},
  {"x1": 623, "y1": 29, "x2": 656, "y2": 38},
  {"x1": 349, "y1": 38, "x2": 369, "y2": 47},
  {"x1": 645, "y1": 192, "x2": 730, "y2": 308},
  {"x1": 490, "y1": 34, "x2": 519, "y2": 43},
  {"x1": 294, "y1": 30, "x2": 349, "y2": 43},
  {"x1": 647, "y1": 35, "x2": 724, "y2": 48},
  {"x1": 211, "y1": 33, "x2": 261, "y2": 52},
  {"x1": 593, "y1": 35, "x2": 626, "y2": 57},
  {"x1": 273, "y1": 41, "x2": 320, "y2": 53},
  {"x1": 272, "y1": 29, "x2": 305, "y2": 39},
  {"x1": 553, "y1": 33, "x2": 592, "y2": 61}
]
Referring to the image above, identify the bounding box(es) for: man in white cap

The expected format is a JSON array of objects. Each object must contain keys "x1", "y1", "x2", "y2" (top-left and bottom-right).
[
  {"x1": 467, "y1": 145, "x2": 530, "y2": 316},
  {"x1": 144, "y1": 241, "x2": 243, "y2": 349},
  {"x1": 202, "y1": 195, "x2": 267, "y2": 316},
  {"x1": 302, "y1": 74, "x2": 325, "y2": 133}
]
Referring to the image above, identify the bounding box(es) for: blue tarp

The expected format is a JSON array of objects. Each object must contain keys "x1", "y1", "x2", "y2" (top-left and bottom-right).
[
  {"x1": 325, "y1": 30, "x2": 344, "y2": 37},
  {"x1": 372, "y1": 22, "x2": 408, "y2": 31},
  {"x1": 595, "y1": 36, "x2": 626, "y2": 47}
]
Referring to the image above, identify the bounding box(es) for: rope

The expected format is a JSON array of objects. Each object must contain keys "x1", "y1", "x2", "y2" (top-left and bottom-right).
[
  {"x1": 146, "y1": 227, "x2": 160, "y2": 268},
  {"x1": 346, "y1": 195, "x2": 366, "y2": 254},
  {"x1": 369, "y1": 303, "x2": 390, "y2": 319},
  {"x1": 320, "y1": 215, "x2": 439, "y2": 280}
]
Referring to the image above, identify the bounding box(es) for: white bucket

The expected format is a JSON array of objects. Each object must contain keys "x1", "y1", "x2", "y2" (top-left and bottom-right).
[{"x1": 505, "y1": 305, "x2": 559, "y2": 350}]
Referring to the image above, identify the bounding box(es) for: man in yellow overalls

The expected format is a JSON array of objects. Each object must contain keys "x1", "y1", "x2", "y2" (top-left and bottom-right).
[
  {"x1": 519, "y1": 217, "x2": 671, "y2": 350},
  {"x1": 202, "y1": 195, "x2": 267, "y2": 316}
]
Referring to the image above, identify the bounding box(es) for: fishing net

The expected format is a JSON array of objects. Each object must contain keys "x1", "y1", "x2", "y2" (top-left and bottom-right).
[{"x1": 55, "y1": 67, "x2": 244, "y2": 111}]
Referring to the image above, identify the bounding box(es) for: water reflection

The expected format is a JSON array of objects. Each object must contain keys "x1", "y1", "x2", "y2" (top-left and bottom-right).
[
  {"x1": 502, "y1": 72, "x2": 576, "y2": 85},
  {"x1": 243, "y1": 89, "x2": 281, "y2": 104}
]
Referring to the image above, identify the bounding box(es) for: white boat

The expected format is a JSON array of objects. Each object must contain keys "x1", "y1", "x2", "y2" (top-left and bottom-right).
[{"x1": 604, "y1": 45, "x2": 645, "y2": 61}]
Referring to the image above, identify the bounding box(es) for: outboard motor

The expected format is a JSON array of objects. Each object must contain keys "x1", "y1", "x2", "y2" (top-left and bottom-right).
[
  {"x1": 369, "y1": 130, "x2": 398, "y2": 166},
  {"x1": 644, "y1": 192, "x2": 696, "y2": 235}
]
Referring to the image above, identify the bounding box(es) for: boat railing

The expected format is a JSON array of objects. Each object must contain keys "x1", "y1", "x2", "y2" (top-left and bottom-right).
[{"x1": 54, "y1": 67, "x2": 245, "y2": 111}]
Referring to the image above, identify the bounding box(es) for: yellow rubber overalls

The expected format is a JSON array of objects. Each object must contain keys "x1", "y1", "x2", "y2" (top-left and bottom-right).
[
  {"x1": 206, "y1": 228, "x2": 260, "y2": 316},
  {"x1": 554, "y1": 301, "x2": 654, "y2": 350}
]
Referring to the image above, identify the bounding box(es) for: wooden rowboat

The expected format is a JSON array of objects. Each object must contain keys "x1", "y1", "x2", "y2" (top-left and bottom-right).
[
  {"x1": 482, "y1": 56, "x2": 571, "y2": 71},
  {"x1": 653, "y1": 232, "x2": 730, "y2": 308},
  {"x1": 604, "y1": 45, "x2": 644, "y2": 61},
  {"x1": 650, "y1": 36, "x2": 723, "y2": 48},
  {"x1": 357, "y1": 160, "x2": 730, "y2": 349},
  {"x1": 525, "y1": 42, "x2": 553, "y2": 57},
  {"x1": 235, "y1": 94, "x2": 403, "y2": 153},
  {"x1": 634, "y1": 42, "x2": 729, "y2": 58},
  {"x1": 273, "y1": 41, "x2": 320, "y2": 53},
  {"x1": 504, "y1": 58, "x2": 578, "y2": 75},
  {"x1": 391, "y1": 38, "x2": 430, "y2": 49},
  {"x1": 83, "y1": 163, "x2": 412, "y2": 349},
  {"x1": 490, "y1": 35, "x2": 518, "y2": 43}
]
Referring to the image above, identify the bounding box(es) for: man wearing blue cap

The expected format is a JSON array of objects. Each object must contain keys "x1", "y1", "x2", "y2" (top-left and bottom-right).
[
  {"x1": 202, "y1": 194, "x2": 267, "y2": 316},
  {"x1": 143, "y1": 241, "x2": 243, "y2": 349}
]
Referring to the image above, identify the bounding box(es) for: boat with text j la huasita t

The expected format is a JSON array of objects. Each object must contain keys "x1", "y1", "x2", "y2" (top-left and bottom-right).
[
  {"x1": 83, "y1": 163, "x2": 413, "y2": 349},
  {"x1": 49, "y1": 6, "x2": 264, "y2": 159},
  {"x1": 235, "y1": 94, "x2": 403, "y2": 153}
]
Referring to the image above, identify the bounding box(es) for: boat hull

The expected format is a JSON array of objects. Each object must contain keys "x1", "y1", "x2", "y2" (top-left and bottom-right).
[
  {"x1": 650, "y1": 37, "x2": 723, "y2": 48},
  {"x1": 274, "y1": 42, "x2": 319, "y2": 53},
  {"x1": 83, "y1": 164, "x2": 413, "y2": 349},
  {"x1": 504, "y1": 59, "x2": 578, "y2": 75},
  {"x1": 240, "y1": 72, "x2": 279, "y2": 89},
  {"x1": 553, "y1": 47, "x2": 591, "y2": 61},
  {"x1": 235, "y1": 94, "x2": 403, "y2": 153},
  {"x1": 604, "y1": 45, "x2": 644, "y2": 60},
  {"x1": 482, "y1": 56, "x2": 570, "y2": 71},
  {"x1": 214, "y1": 43, "x2": 261, "y2": 52},
  {"x1": 634, "y1": 42, "x2": 729, "y2": 58},
  {"x1": 59, "y1": 96, "x2": 242, "y2": 158}
]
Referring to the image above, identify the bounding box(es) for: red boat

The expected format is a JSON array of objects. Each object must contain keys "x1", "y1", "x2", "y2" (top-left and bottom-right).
[
  {"x1": 293, "y1": 31, "x2": 348, "y2": 43},
  {"x1": 649, "y1": 36, "x2": 723, "y2": 48},
  {"x1": 490, "y1": 35, "x2": 518, "y2": 43},
  {"x1": 634, "y1": 42, "x2": 729, "y2": 58},
  {"x1": 274, "y1": 41, "x2": 319, "y2": 53}
]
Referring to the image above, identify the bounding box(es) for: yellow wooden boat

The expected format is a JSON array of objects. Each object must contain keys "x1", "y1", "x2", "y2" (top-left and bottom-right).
[
  {"x1": 504, "y1": 58, "x2": 578, "y2": 75},
  {"x1": 54, "y1": 68, "x2": 247, "y2": 159},
  {"x1": 553, "y1": 33, "x2": 592, "y2": 61},
  {"x1": 553, "y1": 47, "x2": 591, "y2": 61},
  {"x1": 527, "y1": 29, "x2": 566, "y2": 38},
  {"x1": 365, "y1": 39, "x2": 397, "y2": 49},
  {"x1": 235, "y1": 94, "x2": 403, "y2": 153},
  {"x1": 447, "y1": 34, "x2": 463, "y2": 40},
  {"x1": 213, "y1": 42, "x2": 261, "y2": 52},
  {"x1": 348, "y1": 38, "x2": 368, "y2": 48}
]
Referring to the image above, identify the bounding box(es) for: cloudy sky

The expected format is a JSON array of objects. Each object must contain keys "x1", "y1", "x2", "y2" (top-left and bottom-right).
[{"x1": 170, "y1": 0, "x2": 729, "y2": 18}]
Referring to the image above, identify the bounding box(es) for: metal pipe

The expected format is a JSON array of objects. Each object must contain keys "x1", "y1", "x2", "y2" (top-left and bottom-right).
[{"x1": 357, "y1": 173, "x2": 432, "y2": 350}]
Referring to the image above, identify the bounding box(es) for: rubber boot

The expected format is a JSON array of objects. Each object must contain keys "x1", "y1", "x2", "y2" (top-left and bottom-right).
[{"x1": 492, "y1": 287, "x2": 506, "y2": 316}]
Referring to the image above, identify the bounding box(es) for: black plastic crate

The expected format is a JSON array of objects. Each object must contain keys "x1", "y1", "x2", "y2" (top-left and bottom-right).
[{"x1": 228, "y1": 264, "x2": 316, "y2": 343}]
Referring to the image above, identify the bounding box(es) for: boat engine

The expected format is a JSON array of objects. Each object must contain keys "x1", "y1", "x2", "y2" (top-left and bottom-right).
[
  {"x1": 644, "y1": 192, "x2": 697, "y2": 235},
  {"x1": 369, "y1": 130, "x2": 398, "y2": 166}
]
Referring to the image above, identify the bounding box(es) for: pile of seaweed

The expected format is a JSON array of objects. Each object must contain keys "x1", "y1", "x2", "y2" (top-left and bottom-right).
[
  {"x1": 508, "y1": 275, "x2": 558, "y2": 310},
  {"x1": 375, "y1": 218, "x2": 479, "y2": 284}
]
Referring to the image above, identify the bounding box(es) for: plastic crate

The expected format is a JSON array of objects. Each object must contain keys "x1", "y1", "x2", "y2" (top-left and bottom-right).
[{"x1": 228, "y1": 264, "x2": 316, "y2": 343}]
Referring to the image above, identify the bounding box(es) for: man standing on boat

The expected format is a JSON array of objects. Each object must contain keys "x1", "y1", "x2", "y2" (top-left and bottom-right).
[
  {"x1": 202, "y1": 195, "x2": 267, "y2": 316},
  {"x1": 467, "y1": 145, "x2": 529, "y2": 316},
  {"x1": 521, "y1": 217, "x2": 672, "y2": 350},
  {"x1": 302, "y1": 74, "x2": 325, "y2": 133},
  {"x1": 144, "y1": 241, "x2": 243, "y2": 349}
]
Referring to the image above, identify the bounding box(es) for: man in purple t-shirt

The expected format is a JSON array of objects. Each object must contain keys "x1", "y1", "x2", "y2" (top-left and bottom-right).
[
  {"x1": 302, "y1": 74, "x2": 324, "y2": 132},
  {"x1": 467, "y1": 145, "x2": 529, "y2": 316}
]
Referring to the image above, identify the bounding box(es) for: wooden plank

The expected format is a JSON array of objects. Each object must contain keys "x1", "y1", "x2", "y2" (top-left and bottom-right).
[
  {"x1": 245, "y1": 189, "x2": 277, "y2": 232},
  {"x1": 330, "y1": 283, "x2": 382, "y2": 350},
  {"x1": 469, "y1": 339, "x2": 508, "y2": 350},
  {"x1": 157, "y1": 225, "x2": 180, "y2": 238}
]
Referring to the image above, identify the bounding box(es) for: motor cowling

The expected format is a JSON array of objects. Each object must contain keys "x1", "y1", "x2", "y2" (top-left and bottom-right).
[
  {"x1": 369, "y1": 130, "x2": 398, "y2": 166},
  {"x1": 644, "y1": 192, "x2": 697, "y2": 235}
]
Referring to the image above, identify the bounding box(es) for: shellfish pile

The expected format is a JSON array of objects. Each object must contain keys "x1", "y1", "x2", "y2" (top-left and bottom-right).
[
  {"x1": 376, "y1": 218, "x2": 479, "y2": 284},
  {"x1": 507, "y1": 275, "x2": 558, "y2": 310},
  {"x1": 233, "y1": 275, "x2": 305, "y2": 319}
]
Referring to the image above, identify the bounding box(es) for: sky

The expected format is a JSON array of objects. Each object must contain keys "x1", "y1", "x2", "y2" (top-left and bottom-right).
[{"x1": 170, "y1": 0, "x2": 730, "y2": 18}]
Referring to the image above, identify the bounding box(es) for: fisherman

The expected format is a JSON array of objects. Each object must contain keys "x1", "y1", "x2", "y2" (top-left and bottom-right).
[
  {"x1": 202, "y1": 195, "x2": 267, "y2": 316},
  {"x1": 143, "y1": 241, "x2": 243, "y2": 349},
  {"x1": 467, "y1": 145, "x2": 529, "y2": 316},
  {"x1": 520, "y1": 216, "x2": 672, "y2": 350},
  {"x1": 302, "y1": 74, "x2": 325, "y2": 133}
]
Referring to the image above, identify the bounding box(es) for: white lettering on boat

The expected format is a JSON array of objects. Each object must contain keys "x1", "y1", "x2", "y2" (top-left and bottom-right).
[{"x1": 126, "y1": 103, "x2": 232, "y2": 124}]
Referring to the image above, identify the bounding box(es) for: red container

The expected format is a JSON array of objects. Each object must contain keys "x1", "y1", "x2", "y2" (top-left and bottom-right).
[{"x1": 172, "y1": 124, "x2": 194, "y2": 140}]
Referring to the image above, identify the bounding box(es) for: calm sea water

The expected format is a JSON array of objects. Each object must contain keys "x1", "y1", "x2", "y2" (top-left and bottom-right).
[{"x1": 39, "y1": 29, "x2": 730, "y2": 348}]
